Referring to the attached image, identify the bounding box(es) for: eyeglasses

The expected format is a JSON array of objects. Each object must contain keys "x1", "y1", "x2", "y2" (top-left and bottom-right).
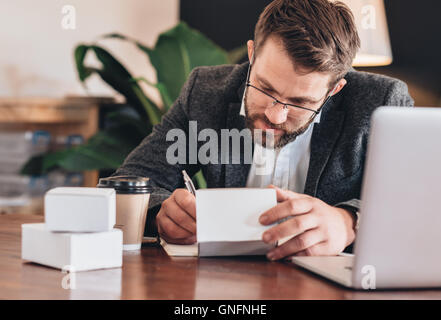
[{"x1": 244, "y1": 61, "x2": 334, "y2": 119}]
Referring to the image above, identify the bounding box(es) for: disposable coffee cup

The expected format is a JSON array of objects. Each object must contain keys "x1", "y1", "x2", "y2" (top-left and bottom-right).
[{"x1": 97, "y1": 176, "x2": 152, "y2": 251}]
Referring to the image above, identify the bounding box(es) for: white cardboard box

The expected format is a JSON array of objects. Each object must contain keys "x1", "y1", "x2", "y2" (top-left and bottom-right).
[
  {"x1": 22, "y1": 223, "x2": 122, "y2": 271},
  {"x1": 45, "y1": 187, "x2": 116, "y2": 232}
]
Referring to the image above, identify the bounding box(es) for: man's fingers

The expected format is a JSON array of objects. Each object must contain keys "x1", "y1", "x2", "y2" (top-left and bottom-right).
[
  {"x1": 294, "y1": 241, "x2": 330, "y2": 257},
  {"x1": 163, "y1": 198, "x2": 196, "y2": 234},
  {"x1": 267, "y1": 185, "x2": 305, "y2": 202},
  {"x1": 174, "y1": 189, "x2": 196, "y2": 219},
  {"x1": 266, "y1": 228, "x2": 325, "y2": 260},
  {"x1": 157, "y1": 214, "x2": 194, "y2": 240},
  {"x1": 260, "y1": 197, "x2": 313, "y2": 225},
  {"x1": 156, "y1": 189, "x2": 197, "y2": 243},
  {"x1": 262, "y1": 213, "x2": 318, "y2": 243}
]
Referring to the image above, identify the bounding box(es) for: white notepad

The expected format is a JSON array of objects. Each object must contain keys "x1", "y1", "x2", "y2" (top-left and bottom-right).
[
  {"x1": 160, "y1": 188, "x2": 277, "y2": 257},
  {"x1": 160, "y1": 238, "x2": 198, "y2": 257}
]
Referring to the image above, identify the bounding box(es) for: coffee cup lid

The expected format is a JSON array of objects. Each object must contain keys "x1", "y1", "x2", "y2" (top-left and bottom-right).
[{"x1": 97, "y1": 176, "x2": 153, "y2": 194}]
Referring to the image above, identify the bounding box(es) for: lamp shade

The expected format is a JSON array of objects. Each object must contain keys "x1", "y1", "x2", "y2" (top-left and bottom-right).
[{"x1": 339, "y1": 0, "x2": 393, "y2": 66}]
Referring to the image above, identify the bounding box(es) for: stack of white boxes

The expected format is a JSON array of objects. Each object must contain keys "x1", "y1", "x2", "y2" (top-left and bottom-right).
[{"x1": 22, "y1": 187, "x2": 123, "y2": 271}]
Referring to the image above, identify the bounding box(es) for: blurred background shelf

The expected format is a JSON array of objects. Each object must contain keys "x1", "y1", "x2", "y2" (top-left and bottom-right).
[
  {"x1": 0, "y1": 97, "x2": 96, "y2": 123},
  {"x1": 0, "y1": 96, "x2": 113, "y2": 214}
]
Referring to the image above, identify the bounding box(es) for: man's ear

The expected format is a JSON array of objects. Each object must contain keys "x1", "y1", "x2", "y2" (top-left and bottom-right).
[
  {"x1": 247, "y1": 40, "x2": 254, "y2": 63},
  {"x1": 330, "y1": 78, "x2": 347, "y2": 96}
]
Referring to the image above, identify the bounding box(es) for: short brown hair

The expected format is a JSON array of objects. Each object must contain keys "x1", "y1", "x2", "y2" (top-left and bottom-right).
[{"x1": 254, "y1": 0, "x2": 360, "y2": 88}]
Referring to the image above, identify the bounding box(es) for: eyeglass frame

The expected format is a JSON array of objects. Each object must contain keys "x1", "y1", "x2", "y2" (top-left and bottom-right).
[{"x1": 244, "y1": 58, "x2": 336, "y2": 118}]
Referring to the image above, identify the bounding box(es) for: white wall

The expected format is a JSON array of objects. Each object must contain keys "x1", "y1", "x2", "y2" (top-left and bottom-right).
[{"x1": 0, "y1": 0, "x2": 179, "y2": 102}]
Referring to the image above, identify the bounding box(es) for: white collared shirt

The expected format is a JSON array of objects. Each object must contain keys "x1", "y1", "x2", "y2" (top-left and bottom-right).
[{"x1": 240, "y1": 100, "x2": 320, "y2": 193}]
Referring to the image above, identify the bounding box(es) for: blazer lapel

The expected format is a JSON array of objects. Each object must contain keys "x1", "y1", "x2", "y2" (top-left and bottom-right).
[
  {"x1": 304, "y1": 95, "x2": 345, "y2": 196},
  {"x1": 223, "y1": 101, "x2": 252, "y2": 188}
]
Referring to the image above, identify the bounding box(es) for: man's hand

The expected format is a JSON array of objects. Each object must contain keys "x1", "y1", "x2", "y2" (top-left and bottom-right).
[
  {"x1": 260, "y1": 185, "x2": 356, "y2": 260},
  {"x1": 156, "y1": 189, "x2": 197, "y2": 245}
]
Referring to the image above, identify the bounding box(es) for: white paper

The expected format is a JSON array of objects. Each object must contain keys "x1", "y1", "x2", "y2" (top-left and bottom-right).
[{"x1": 196, "y1": 188, "x2": 277, "y2": 256}]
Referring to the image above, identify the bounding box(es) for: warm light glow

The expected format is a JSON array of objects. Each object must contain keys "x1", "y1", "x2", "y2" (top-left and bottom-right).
[
  {"x1": 353, "y1": 54, "x2": 393, "y2": 67},
  {"x1": 338, "y1": 0, "x2": 393, "y2": 67}
]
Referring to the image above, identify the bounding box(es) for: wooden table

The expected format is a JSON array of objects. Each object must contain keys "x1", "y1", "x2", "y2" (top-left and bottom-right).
[{"x1": 2, "y1": 214, "x2": 441, "y2": 300}]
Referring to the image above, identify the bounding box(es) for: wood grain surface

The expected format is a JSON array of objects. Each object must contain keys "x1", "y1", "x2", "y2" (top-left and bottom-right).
[{"x1": 1, "y1": 214, "x2": 441, "y2": 300}]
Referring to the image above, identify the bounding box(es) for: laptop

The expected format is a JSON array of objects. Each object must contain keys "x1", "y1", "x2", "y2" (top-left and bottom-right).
[{"x1": 291, "y1": 107, "x2": 441, "y2": 289}]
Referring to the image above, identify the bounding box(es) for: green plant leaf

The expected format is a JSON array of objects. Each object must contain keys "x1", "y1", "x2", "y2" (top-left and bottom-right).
[
  {"x1": 192, "y1": 170, "x2": 207, "y2": 189},
  {"x1": 104, "y1": 23, "x2": 229, "y2": 103},
  {"x1": 21, "y1": 149, "x2": 73, "y2": 175},
  {"x1": 101, "y1": 33, "x2": 128, "y2": 40},
  {"x1": 74, "y1": 45, "x2": 92, "y2": 82},
  {"x1": 73, "y1": 44, "x2": 163, "y2": 125},
  {"x1": 57, "y1": 127, "x2": 142, "y2": 171},
  {"x1": 91, "y1": 45, "x2": 163, "y2": 124},
  {"x1": 20, "y1": 154, "x2": 44, "y2": 175},
  {"x1": 143, "y1": 22, "x2": 229, "y2": 101},
  {"x1": 133, "y1": 77, "x2": 174, "y2": 110},
  {"x1": 29, "y1": 24, "x2": 229, "y2": 180},
  {"x1": 156, "y1": 82, "x2": 174, "y2": 110},
  {"x1": 106, "y1": 111, "x2": 152, "y2": 136},
  {"x1": 57, "y1": 148, "x2": 122, "y2": 171},
  {"x1": 21, "y1": 112, "x2": 149, "y2": 174},
  {"x1": 41, "y1": 149, "x2": 73, "y2": 172},
  {"x1": 131, "y1": 84, "x2": 163, "y2": 125}
]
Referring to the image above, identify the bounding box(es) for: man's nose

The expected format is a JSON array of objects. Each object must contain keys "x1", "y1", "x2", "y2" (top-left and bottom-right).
[{"x1": 265, "y1": 103, "x2": 288, "y2": 124}]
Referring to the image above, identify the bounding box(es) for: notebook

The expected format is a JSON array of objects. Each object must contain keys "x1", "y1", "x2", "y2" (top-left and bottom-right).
[
  {"x1": 160, "y1": 238, "x2": 198, "y2": 257},
  {"x1": 160, "y1": 188, "x2": 277, "y2": 257}
]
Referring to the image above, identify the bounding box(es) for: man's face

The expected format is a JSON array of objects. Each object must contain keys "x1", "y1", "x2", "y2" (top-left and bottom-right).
[{"x1": 244, "y1": 36, "x2": 334, "y2": 149}]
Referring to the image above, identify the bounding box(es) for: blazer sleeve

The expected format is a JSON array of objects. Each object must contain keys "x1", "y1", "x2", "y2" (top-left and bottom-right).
[{"x1": 335, "y1": 78, "x2": 414, "y2": 251}]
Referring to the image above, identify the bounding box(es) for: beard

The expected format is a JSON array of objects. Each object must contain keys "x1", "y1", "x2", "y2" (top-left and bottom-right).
[{"x1": 244, "y1": 95, "x2": 315, "y2": 149}]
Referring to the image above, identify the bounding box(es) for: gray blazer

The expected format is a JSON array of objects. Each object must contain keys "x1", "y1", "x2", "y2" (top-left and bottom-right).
[{"x1": 113, "y1": 62, "x2": 414, "y2": 235}]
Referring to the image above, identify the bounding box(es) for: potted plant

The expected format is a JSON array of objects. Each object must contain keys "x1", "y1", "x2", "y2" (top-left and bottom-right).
[{"x1": 22, "y1": 22, "x2": 246, "y2": 188}]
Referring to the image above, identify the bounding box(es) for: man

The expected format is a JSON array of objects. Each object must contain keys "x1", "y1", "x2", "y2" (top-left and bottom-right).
[{"x1": 113, "y1": 0, "x2": 413, "y2": 259}]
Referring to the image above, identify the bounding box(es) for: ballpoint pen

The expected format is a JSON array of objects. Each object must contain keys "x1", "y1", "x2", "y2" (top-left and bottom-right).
[{"x1": 182, "y1": 170, "x2": 196, "y2": 196}]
